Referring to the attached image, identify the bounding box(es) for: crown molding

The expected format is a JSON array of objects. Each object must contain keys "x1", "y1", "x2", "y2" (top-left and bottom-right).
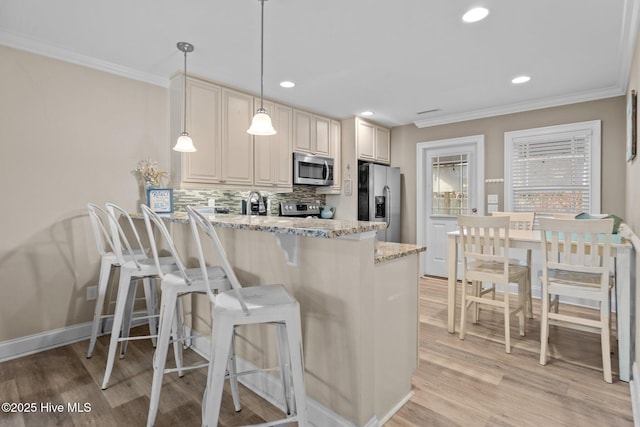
[
  {"x1": 413, "y1": 86, "x2": 624, "y2": 128},
  {"x1": 0, "y1": 28, "x2": 169, "y2": 88}
]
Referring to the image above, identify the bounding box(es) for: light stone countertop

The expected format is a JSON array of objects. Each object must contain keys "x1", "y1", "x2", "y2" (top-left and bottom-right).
[
  {"x1": 135, "y1": 212, "x2": 425, "y2": 261},
  {"x1": 374, "y1": 241, "x2": 427, "y2": 264},
  {"x1": 142, "y1": 212, "x2": 386, "y2": 239}
]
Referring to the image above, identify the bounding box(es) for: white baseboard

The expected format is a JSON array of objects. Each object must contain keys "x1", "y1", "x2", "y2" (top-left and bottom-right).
[
  {"x1": 188, "y1": 331, "x2": 382, "y2": 427},
  {"x1": 631, "y1": 363, "x2": 640, "y2": 427},
  {"x1": 378, "y1": 391, "x2": 414, "y2": 425},
  {"x1": 0, "y1": 312, "x2": 150, "y2": 363}
]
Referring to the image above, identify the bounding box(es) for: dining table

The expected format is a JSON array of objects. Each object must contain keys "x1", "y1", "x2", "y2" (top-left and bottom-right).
[{"x1": 446, "y1": 228, "x2": 634, "y2": 382}]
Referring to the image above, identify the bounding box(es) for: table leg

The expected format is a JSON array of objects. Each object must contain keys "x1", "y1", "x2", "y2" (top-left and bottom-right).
[
  {"x1": 616, "y1": 246, "x2": 632, "y2": 382},
  {"x1": 448, "y1": 235, "x2": 458, "y2": 333}
]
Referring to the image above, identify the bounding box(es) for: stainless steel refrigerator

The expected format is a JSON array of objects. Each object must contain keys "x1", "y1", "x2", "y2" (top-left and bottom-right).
[{"x1": 358, "y1": 163, "x2": 401, "y2": 242}]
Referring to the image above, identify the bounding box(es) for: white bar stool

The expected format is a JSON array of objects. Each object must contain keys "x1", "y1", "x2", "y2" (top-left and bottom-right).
[
  {"x1": 86, "y1": 203, "x2": 151, "y2": 358},
  {"x1": 140, "y1": 204, "x2": 240, "y2": 427},
  {"x1": 100, "y1": 203, "x2": 178, "y2": 390},
  {"x1": 187, "y1": 207, "x2": 308, "y2": 427}
]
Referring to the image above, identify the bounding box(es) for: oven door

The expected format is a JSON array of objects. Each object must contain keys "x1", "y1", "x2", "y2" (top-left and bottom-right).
[{"x1": 293, "y1": 153, "x2": 333, "y2": 186}]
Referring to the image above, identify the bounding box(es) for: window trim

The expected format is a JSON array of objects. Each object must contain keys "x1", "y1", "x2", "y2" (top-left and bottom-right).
[{"x1": 504, "y1": 120, "x2": 601, "y2": 215}]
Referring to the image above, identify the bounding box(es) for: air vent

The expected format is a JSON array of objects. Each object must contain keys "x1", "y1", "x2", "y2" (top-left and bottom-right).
[{"x1": 416, "y1": 108, "x2": 441, "y2": 115}]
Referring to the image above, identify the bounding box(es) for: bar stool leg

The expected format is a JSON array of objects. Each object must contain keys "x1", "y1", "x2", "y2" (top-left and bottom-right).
[
  {"x1": 102, "y1": 271, "x2": 134, "y2": 389},
  {"x1": 120, "y1": 277, "x2": 138, "y2": 357},
  {"x1": 147, "y1": 288, "x2": 177, "y2": 427},
  {"x1": 87, "y1": 260, "x2": 115, "y2": 358},
  {"x1": 202, "y1": 318, "x2": 234, "y2": 427},
  {"x1": 143, "y1": 277, "x2": 159, "y2": 347},
  {"x1": 285, "y1": 314, "x2": 307, "y2": 426},
  {"x1": 276, "y1": 323, "x2": 294, "y2": 415},
  {"x1": 227, "y1": 332, "x2": 241, "y2": 412}
]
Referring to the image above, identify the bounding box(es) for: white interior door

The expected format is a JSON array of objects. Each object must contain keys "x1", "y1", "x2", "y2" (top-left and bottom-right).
[{"x1": 416, "y1": 136, "x2": 485, "y2": 277}]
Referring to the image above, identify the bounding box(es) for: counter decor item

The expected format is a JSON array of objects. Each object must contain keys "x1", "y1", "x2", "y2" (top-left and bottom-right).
[
  {"x1": 133, "y1": 157, "x2": 167, "y2": 189},
  {"x1": 146, "y1": 188, "x2": 174, "y2": 214},
  {"x1": 320, "y1": 205, "x2": 335, "y2": 219}
]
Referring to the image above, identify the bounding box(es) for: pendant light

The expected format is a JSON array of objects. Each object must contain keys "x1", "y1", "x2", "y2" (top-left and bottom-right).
[
  {"x1": 247, "y1": 0, "x2": 277, "y2": 136},
  {"x1": 173, "y1": 42, "x2": 197, "y2": 152}
]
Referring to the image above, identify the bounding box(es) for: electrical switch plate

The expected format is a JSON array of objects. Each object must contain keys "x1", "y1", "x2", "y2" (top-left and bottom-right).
[
  {"x1": 87, "y1": 286, "x2": 97, "y2": 301},
  {"x1": 488, "y1": 194, "x2": 498, "y2": 204}
]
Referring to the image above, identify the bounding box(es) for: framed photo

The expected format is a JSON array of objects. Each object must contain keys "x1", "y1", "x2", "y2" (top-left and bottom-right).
[
  {"x1": 627, "y1": 89, "x2": 637, "y2": 161},
  {"x1": 146, "y1": 188, "x2": 174, "y2": 213}
]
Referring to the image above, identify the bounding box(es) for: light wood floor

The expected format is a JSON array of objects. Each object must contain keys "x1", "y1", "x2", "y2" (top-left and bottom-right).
[{"x1": 0, "y1": 277, "x2": 633, "y2": 426}]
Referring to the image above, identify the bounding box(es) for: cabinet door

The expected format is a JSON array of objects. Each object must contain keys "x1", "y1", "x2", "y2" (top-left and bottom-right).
[
  {"x1": 222, "y1": 88, "x2": 254, "y2": 185},
  {"x1": 253, "y1": 100, "x2": 293, "y2": 190},
  {"x1": 318, "y1": 119, "x2": 342, "y2": 194},
  {"x1": 293, "y1": 110, "x2": 313, "y2": 153},
  {"x1": 273, "y1": 103, "x2": 294, "y2": 188},
  {"x1": 375, "y1": 126, "x2": 391, "y2": 164},
  {"x1": 356, "y1": 119, "x2": 375, "y2": 160},
  {"x1": 314, "y1": 115, "x2": 331, "y2": 156},
  {"x1": 183, "y1": 78, "x2": 222, "y2": 183}
]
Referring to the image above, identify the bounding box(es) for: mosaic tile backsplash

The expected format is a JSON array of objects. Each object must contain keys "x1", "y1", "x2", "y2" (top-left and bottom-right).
[{"x1": 173, "y1": 186, "x2": 326, "y2": 216}]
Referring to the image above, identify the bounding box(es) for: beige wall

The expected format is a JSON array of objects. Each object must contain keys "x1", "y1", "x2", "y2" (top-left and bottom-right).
[
  {"x1": 390, "y1": 97, "x2": 627, "y2": 244},
  {"x1": 0, "y1": 45, "x2": 168, "y2": 341}
]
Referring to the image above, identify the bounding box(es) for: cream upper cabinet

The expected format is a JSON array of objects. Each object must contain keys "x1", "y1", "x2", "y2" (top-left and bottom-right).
[
  {"x1": 293, "y1": 109, "x2": 331, "y2": 156},
  {"x1": 356, "y1": 117, "x2": 390, "y2": 164},
  {"x1": 317, "y1": 119, "x2": 342, "y2": 195},
  {"x1": 221, "y1": 88, "x2": 254, "y2": 185},
  {"x1": 170, "y1": 75, "x2": 223, "y2": 187},
  {"x1": 254, "y1": 99, "x2": 293, "y2": 190},
  {"x1": 374, "y1": 126, "x2": 390, "y2": 163}
]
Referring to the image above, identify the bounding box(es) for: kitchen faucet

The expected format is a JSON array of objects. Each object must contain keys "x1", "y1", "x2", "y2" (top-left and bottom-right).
[{"x1": 246, "y1": 190, "x2": 266, "y2": 215}]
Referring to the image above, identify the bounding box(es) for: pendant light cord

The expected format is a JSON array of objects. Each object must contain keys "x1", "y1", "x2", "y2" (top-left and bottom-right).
[
  {"x1": 183, "y1": 48, "x2": 188, "y2": 133},
  {"x1": 260, "y1": 0, "x2": 265, "y2": 111}
]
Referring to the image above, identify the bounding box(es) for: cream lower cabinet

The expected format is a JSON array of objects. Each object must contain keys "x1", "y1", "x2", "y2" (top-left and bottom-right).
[{"x1": 254, "y1": 99, "x2": 293, "y2": 191}]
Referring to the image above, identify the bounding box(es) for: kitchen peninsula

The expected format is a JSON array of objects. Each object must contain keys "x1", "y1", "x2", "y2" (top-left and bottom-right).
[{"x1": 144, "y1": 212, "x2": 425, "y2": 426}]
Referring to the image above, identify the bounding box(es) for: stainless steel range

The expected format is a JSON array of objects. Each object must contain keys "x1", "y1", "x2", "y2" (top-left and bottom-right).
[{"x1": 279, "y1": 201, "x2": 321, "y2": 218}]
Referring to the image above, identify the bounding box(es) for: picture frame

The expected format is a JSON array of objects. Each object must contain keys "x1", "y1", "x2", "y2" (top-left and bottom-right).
[
  {"x1": 146, "y1": 188, "x2": 174, "y2": 214},
  {"x1": 627, "y1": 89, "x2": 637, "y2": 161}
]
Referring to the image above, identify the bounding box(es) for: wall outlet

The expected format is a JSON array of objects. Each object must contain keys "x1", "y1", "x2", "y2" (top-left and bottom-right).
[{"x1": 87, "y1": 286, "x2": 97, "y2": 301}]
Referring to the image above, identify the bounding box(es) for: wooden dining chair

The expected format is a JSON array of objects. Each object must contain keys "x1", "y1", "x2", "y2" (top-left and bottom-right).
[
  {"x1": 492, "y1": 211, "x2": 535, "y2": 319},
  {"x1": 538, "y1": 217, "x2": 615, "y2": 383},
  {"x1": 457, "y1": 215, "x2": 528, "y2": 353}
]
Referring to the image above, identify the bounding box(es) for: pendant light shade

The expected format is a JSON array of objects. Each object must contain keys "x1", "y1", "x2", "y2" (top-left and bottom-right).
[
  {"x1": 173, "y1": 42, "x2": 197, "y2": 152},
  {"x1": 248, "y1": 0, "x2": 277, "y2": 136}
]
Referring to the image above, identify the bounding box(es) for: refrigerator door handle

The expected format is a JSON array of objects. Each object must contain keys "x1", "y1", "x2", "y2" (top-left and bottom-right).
[{"x1": 383, "y1": 185, "x2": 391, "y2": 229}]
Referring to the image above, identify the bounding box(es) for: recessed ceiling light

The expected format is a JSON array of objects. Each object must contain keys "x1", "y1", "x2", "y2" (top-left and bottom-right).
[
  {"x1": 280, "y1": 81, "x2": 295, "y2": 88},
  {"x1": 462, "y1": 7, "x2": 489, "y2": 23},
  {"x1": 511, "y1": 75, "x2": 531, "y2": 84},
  {"x1": 361, "y1": 111, "x2": 373, "y2": 116}
]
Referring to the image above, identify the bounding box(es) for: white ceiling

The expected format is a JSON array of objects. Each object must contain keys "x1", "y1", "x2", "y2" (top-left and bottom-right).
[{"x1": 1, "y1": 0, "x2": 638, "y2": 128}]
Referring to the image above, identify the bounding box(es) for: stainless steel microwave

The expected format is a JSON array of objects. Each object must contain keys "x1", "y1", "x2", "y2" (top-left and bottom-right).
[{"x1": 293, "y1": 152, "x2": 334, "y2": 186}]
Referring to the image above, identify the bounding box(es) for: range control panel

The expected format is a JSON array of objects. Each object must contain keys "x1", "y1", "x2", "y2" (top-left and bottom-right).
[{"x1": 279, "y1": 201, "x2": 321, "y2": 217}]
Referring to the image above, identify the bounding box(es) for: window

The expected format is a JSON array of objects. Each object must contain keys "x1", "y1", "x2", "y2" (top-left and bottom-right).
[
  {"x1": 431, "y1": 154, "x2": 468, "y2": 215},
  {"x1": 504, "y1": 121, "x2": 601, "y2": 217}
]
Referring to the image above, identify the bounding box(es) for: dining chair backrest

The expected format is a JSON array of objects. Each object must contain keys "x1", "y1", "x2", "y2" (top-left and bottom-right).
[
  {"x1": 457, "y1": 215, "x2": 511, "y2": 284},
  {"x1": 87, "y1": 203, "x2": 115, "y2": 256},
  {"x1": 140, "y1": 204, "x2": 190, "y2": 283},
  {"x1": 491, "y1": 211, "x2": 535, "y2": 231},
  {"x1": 186, "y1": 206, "x2": 249, "y2": 315},
  {"x1": 539, "y1": 217, "x2": 613, "y2": 280},
  {"x1": 105, "y1": 203, "x2": 146, "y2": 269}
]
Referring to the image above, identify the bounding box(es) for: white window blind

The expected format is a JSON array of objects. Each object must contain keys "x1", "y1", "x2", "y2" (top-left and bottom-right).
[{"x1": 504, "y1": 121, "x2": 601, "y2": 217}]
